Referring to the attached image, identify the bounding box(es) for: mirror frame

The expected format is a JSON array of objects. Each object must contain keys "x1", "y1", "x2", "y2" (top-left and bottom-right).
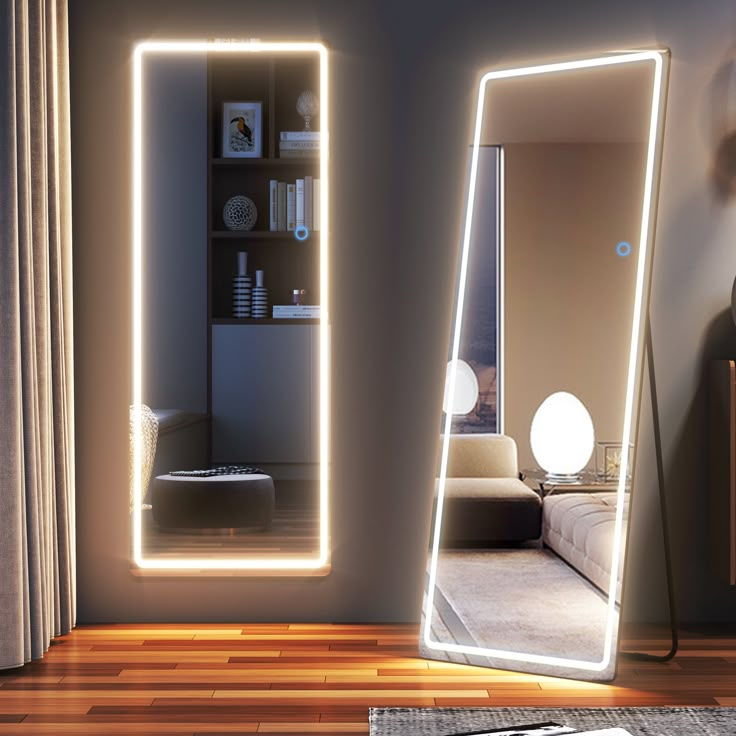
[
  {"x1": 130, "y1": 40, "x2": 330, "y2": 574},
  {"x1": 423, "y1": 49, "x2": 669, "y2": 675}
]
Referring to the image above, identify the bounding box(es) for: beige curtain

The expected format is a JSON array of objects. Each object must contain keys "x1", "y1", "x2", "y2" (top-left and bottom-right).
[{"x1": 0, "y1": 0, "x2": 76, "y2": 668}]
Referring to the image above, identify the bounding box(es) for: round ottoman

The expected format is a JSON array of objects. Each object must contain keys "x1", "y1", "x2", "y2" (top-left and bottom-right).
[{"x1": 151, "y1": 473, "x2": 275, "y2": 533}]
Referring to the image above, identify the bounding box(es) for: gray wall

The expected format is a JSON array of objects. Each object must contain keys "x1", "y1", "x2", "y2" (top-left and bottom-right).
[
  {"x1": 70, "y1": 0, "x2": 736, "y2": 623},
  {"x1": 144, "y1": 56, "x2": 207, "y2": 412},
  {"x1": 504, "y1": 143, "x2": 642, "y2": 471}
]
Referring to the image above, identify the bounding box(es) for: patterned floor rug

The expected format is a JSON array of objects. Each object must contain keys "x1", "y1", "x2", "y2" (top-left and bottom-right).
[{"x1": 369, "y1": 706, "x2": 736, "y2": 735}]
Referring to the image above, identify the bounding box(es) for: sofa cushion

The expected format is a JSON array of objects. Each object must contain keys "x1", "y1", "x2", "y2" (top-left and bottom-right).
[
  {"x1": 442, "y1": 477, "x2": 540, "y2": 500},
  {"x1": 543, "y1": 491, "x2": 628, "y2": 602},
  {"x1": 440, "y1": 433, "x2": 519, "y2": 478}
]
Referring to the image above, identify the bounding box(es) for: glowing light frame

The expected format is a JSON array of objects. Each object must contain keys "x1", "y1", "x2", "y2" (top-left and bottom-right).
[
  {"x1": 424, "y1": 50, "x2": 668, "y2": 673},
  {"x1": 132, "y1": 40, "x2": 330, "y2": 572}
]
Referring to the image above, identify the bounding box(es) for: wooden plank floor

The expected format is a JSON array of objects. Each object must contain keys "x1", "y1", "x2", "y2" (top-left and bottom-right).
[{"x1": 0, "y1": 623, "x2": 733, "y2": 734}]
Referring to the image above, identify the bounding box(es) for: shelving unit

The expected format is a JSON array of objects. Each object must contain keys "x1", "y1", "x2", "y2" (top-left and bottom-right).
[
  {"x1": 206, "y1": 51, "x2": 322, "y2": 467},
  {"x1": 207, "y1": 53, "x2": 320, "y2": 320}
]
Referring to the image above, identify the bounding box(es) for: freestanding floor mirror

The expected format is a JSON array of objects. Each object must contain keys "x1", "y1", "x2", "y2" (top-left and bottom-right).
[
  {"x1": 421, "y1": 50, "x2": 669, "y2": 680},
  {"x1": 130, "y1": 41, "x2": 330, "y2": 574}
]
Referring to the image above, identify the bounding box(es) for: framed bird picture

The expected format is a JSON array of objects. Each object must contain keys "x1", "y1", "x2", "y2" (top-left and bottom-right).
[{"x1": 222, "y1": 101, "x2": 262, "y2": 158}]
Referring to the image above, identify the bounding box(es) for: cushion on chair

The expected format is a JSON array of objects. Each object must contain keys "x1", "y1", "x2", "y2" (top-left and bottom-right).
[
  {"x1": 440, "y1": 433, "x2": 519, "y2": 478},
  {"x1": 435, "y1": 434, "x2": 541, "y2": 545},
  {"x1": 442, "y1": 477, "x2": 537, "y2": 499}
]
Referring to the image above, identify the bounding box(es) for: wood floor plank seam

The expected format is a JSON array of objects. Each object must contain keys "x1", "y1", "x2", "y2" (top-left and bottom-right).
[{"x1": 0, "y1": 624, "x2": 732, "y2": 733}]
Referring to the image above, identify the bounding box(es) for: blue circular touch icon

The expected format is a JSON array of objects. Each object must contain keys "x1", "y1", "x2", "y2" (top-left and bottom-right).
[
  {"x1": 616, "y1": 241, "x2": 631, "y2": 257},
  {"x1": 294, "y1": 225, "x2": 309, "y2": 241}
]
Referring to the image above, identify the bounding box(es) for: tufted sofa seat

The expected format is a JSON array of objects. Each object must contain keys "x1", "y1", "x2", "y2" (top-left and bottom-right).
[{"x1": 542, "y1": 491, "x2": 629, "y2": 602}]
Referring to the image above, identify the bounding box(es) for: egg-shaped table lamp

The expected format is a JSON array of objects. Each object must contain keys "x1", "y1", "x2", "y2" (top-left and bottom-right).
[
  {"x1": 530, "y1": 391, "x2": 595, "y2": 483},
  {"x1": 443, "y1": 359, "x2": 480, "y2": 416}
]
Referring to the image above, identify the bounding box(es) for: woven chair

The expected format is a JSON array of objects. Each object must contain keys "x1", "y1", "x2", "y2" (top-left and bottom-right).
[{"x1": 129, "y1": 404, "x2": 159, "y2": 511}]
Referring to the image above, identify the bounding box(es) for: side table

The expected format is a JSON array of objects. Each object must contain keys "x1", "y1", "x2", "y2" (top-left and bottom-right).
[{"x1": 521, "y1": 467, "x2": 622, "y2": 497}]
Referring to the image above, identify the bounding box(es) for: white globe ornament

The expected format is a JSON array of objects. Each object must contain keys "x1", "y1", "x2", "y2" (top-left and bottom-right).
[
  {"x1": 443, "y1": 359, "x2": 479, "y2": 416},
  {"x1": 530, "y1": 391, "x2": 594, "y2": 483}
]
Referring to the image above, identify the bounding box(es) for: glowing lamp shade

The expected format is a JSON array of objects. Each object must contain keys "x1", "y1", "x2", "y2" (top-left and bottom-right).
[
  {"x1": 530, "y1": 391, "x2": 594, "y2": 482},
  {"x1": 443, "y1": 359, "x2": 479, "y2": 415}
]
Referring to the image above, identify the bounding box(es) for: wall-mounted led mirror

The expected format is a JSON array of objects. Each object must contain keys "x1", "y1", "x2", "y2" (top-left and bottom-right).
[
  {"x1": 421, "y1": 51, "x2": 669, "y2": 679},
  {"x1": 131, "y1": 41, "x2": 329, "y2": 573}
]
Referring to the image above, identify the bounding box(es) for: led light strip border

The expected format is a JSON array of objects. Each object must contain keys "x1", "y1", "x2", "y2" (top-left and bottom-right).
[
  {"x1": 424, "y1": 50, "x2": 668, "y2": 672},
  {"x1": 132, "y1": 41, "x2": 330, "y2": 571},
  {"x1": 497, "y1": 145, "x2": 505, "y2": 433}
]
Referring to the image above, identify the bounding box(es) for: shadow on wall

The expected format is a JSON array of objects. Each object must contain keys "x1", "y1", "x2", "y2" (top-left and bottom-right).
[
  {"x1": 626, "y1": 126, "x2": 736, "y2": 622},
  {"x1": 663, "y1": 309, "x2": 736, "y2": 623},
  {"x1": 703, "y1": 308, "x2": 736, "y2": 358},
  {"x1": 626, "y1": 309, "x2": 736, "y2": 623},
  {"x1": 706, "y1": 53, "x2": 736, "y2": 200}
]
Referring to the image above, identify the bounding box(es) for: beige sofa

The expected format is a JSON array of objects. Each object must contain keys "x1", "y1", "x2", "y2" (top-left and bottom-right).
[
  {"x1": 437, "y1": 434, "x2": 542, "y2": 546},
  {"x1": 542, "y1": 491, "x2": 628, "y2": 602}
]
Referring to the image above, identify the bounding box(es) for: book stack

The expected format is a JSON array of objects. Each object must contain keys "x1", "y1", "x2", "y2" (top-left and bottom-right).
[
  {"x1": 269, "y1": 176, "x2": 321, "y2": 233},
  {"x1": 279, "y1": 131, "x2": 320, "y2": 159},
  {"x1": 272, "y1": 305, "x2": 320, "y2": 320}
]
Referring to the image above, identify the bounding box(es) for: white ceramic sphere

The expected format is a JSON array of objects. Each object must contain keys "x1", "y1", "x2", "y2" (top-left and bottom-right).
[
  {"x1": 530, "y1": 391, "x2": 594, "y2": 476},
  {"x1": 443, "y1": 359, "x2": 479, "y2": 416}
]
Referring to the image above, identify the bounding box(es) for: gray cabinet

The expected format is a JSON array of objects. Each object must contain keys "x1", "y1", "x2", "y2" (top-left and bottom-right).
[{"x1": 211, "y1": 324, "x2": 318, "y2": 465}]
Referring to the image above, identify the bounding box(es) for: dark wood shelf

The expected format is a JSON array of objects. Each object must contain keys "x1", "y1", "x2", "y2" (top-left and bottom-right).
[
  {"x1": 207, "y1": 52, "x2": 322, "y2": 446},
  {"x1": 212, "y1": 318, "x2": 320, "y2": 325},
  {"x1": 211, "y1": 230, "x2": 319, "y2": 240},
  {"x1": 210, "y1": 157, "x2": 319, "y2": 166}
]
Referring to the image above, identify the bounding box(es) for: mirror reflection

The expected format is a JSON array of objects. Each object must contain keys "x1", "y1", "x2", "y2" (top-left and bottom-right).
[
  {"x1": 131, "y1": 44, "x2": 328, "y2": 570},
  {"x1": 422, "y1": 53, "x2": 667, "y2": 679}
]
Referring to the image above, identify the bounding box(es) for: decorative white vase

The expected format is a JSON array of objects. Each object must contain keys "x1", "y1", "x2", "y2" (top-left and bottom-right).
[
  {"x1": 251, "y1": 269, "x2": 268, "y2": 319},
  {"x1": 233, "y1": 251, "x2": 251, "y2": 318}
]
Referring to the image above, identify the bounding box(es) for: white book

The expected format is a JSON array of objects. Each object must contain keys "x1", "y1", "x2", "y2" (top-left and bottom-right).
[
  {"x1": 273, "y1": 308, "x2": 320, "y2": 315},
  {"x1": 296, "y1": 178, "x2": 305, "y2": 227},
  {"x1": 273, "y1": 309, "x2": 320, "y2": 319},
  {"x1": 279, "y1": 149, "x2": 319, "y2": 159},
  {"x1": 280, "y1": 140, "x2": 321, "y2": 150},
  {"x1": 280, "y1": 131, "x2": 321, "y2": 141},
  {"x1": 313, "y1": 178, "x2": 320, "y2": 231},
  {"x1": 277, "y1": 182, "x2": 287, "y2": 231},
  {"x1": 273, "y1": 304, "x2": 320, "y2": 312},
  {"x1": 286, "y1": 183, "x2": 296, "y2": 231},
  {"x1": 273, "y1": 314, "x2": 319, "y2": 319},
  {"x1": 269, "y1": 179, "x2": 278, "y2": 231},
  {"x1": 304, "y1": 176, "x2": 313, "y2": 230}
]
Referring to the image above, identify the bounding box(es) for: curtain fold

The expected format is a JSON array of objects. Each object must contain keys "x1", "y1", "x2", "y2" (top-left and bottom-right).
[{"x1": 0, "y1": 0, "x2": 76, "y2": 669}]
